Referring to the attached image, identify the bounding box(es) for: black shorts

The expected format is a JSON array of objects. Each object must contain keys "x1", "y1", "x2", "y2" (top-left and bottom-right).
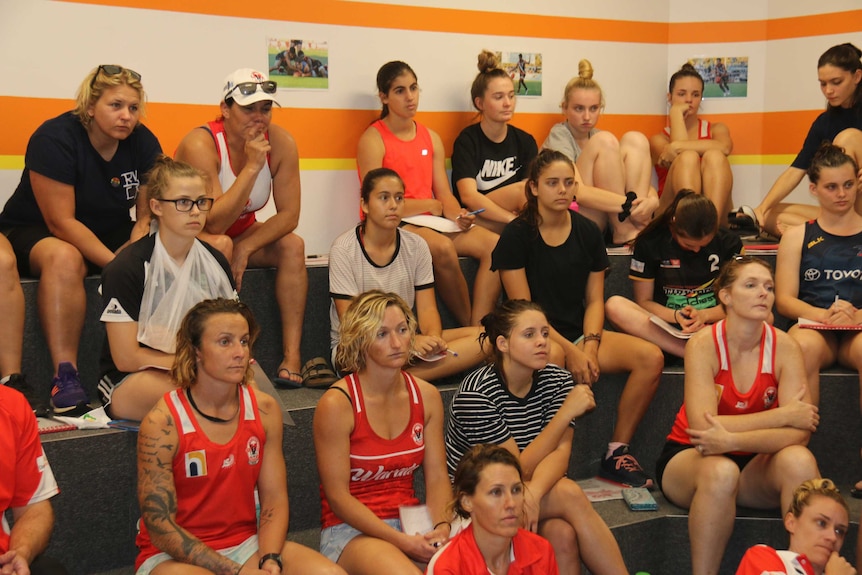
[
  {"x1": 2, "y1": 221, "x2": 135, "y2": 277},
  {"x1": 656, "y1": 440, "x2": 756, "y2": 494}
]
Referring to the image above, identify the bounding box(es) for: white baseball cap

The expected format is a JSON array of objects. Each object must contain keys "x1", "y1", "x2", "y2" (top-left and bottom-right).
[{"x1": 221, "y1": 68, "x2": 281, "y2": 107}]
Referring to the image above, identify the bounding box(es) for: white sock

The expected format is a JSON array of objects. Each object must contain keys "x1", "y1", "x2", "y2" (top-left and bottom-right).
[{"x1": 606, "y1": 442, "x2": 626, "y2": 459}]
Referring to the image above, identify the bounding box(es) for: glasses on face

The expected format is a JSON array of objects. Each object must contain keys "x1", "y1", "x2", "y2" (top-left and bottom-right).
[
  {"x1": 225, "y1": 81, "x2": 278, "y2": 100},
  {"x1": 90, "y1": 65, "x2": 142, "y2": 90},
  {"x1": 157, "y1": 197, "x2": 214, "y2": 212}
]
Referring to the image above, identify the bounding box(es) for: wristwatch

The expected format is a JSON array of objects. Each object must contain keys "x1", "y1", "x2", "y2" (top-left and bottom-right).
[{"x1": 259, "y1": 553, "x2": 283, "y2": 570}]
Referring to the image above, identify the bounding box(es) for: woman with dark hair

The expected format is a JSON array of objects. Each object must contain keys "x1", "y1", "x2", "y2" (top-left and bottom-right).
[
  {"x1": 136, "y1": 299, "x2": 343, "y2": 575},
  {"x1": 606, "y1": 190, "x2": 742, "y2": 358},
  {"x1": 314, "y1": 291, "x2": 452, "y2": 575},
  {"x1": 657, "y1": 256, "x2": 820, "y2": 575},
  {"x1": 175, "y1": 68, "x2": 307, "y2": 388},
  {"x1": 542, "y1": 58, "x2": 658, "y2": 244},
  {"x1": 649, "y1": 63, "x2": 733, "y2": 224},
  {"x1": 743, "y1": 43, "x2": 862, "y2": 237},
  {"x1": 0, "y1": 64, "x2": 162, "y2": 414},
  {"x1": 736, "y1": 478, "x2": 855, "y2": 575},
  {"x1": 357, "y1": 61, "x2": 500, "y2": 327},
  {"x1": 328, "y1": 168, "x2": 485, "y2": 382},
  {"x1": 776, "y1": 143, "x2": 862, "y2": 406},
  {"x1": 445, "y1": 299, "x2": 628, "y2": 574},
  {"x1": 492, "y1": 148, "x2": 663, "y2": 489},
  {"x1": 98, "y1": 156, "x2": 236, "y2": 421},
  {"x1": 774, "y1": 143, "x2": 862, "y2": 495},
  {"x1": 451, "y1": 50, "x2": 538, "y2": 234},
  {"x1": 426, "y1": 444, "x2": 559, "y2": 575}
]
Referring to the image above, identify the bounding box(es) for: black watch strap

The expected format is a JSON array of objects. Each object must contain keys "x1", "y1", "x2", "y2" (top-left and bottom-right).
[{"x1": 259, "y1": 552, "x2": 283, "y2": 570}]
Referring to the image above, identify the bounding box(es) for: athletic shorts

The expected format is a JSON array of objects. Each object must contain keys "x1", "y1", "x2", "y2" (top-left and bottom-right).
[
  {"x1": 136, "y1": 534, "x2": 258, "y2": 575},
  {"x1": 320, "y1": 518, "x2": 401, "y2": 563},
  {"x1": 656, "y1": 440, "x2": 756, "y2": 494},
  {"x1": 2, "y1": 221, "x2": 135, "y2": 277}
]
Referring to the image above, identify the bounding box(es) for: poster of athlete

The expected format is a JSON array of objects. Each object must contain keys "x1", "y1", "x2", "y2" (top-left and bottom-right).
[
  {"x1": 691, "y1": 56, "x2": 748, "y2": 98},
  {"x1": 499, "y1": 51, "x2": 543, "y2": 97}
]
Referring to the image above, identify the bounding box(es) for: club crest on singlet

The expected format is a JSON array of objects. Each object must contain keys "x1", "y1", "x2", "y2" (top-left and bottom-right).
[
  {"x1": 246, "y1": 436, "x2": 261, "y2": 465},
  {"x1": 412, "y1": 423, "x2": 424, "y2": 446}
]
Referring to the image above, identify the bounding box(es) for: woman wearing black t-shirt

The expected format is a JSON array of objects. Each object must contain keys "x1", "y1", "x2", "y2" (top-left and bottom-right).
[{"x1": 0, "y1": 65, "x2": 162, "y2": 415}]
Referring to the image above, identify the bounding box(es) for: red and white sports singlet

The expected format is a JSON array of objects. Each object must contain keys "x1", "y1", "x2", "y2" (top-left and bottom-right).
[
  {"x1": 135, "y1": 385, "x2": 265, "y2": 568},
  {"x1": 667, "y1": 320, "x2": 779, "y2": 452},
  {"x1": 207, "y1": 120, "x2": 272, "y2": 238},
  {"x1": 655, "y1": 119, "x2": 712, "y2": 195},
  {"x1": 319, "y1": 371, "x2": 425, "y2": 529}
]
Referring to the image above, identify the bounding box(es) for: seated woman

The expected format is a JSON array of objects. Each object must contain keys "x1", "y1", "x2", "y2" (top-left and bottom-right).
[
  {"x1": 0, "y1": 64, "x2": 162, "y2": 415},
  {"x1": 135, "y1": 298, "x2": 343, "y2": 575},
  {"x1": 736, "y1": 478, "x2": 855, "y2": 575},
  {"x1": 451, "y1": 50, "x2": 538, "y2": 234},
  {"x1": 98, "y1": 156, "x2": 236, "y2": 421},
  {"x1": 426, "y1": 444, "x2": 559, "y2": 575},
  {"x1": 775, "y1": 143, "x2": 862, "y2": 406},
  {"x1": 542, "y1": 58, "x2": 659, "y2": 244},
  {"x1": 657, "y1": 255, "x2": 821, "y2": 575},
  {"x1": 493, "y1": 148, "x2": 663, "y2": 488},
  {"x1": 329, "y1": 168, "x2": 486, "y2": 382},
  {"x1": 775, "y1": 143, "x2": 862, "y2": 494},
  {"x1": 445, "y1": 299, "x2": 627, "y2": 574},
  {"x1": 650, "y1": 63, "x2": 733, "y2": 226},
  {"x1": 175, "y1": 68, "x2": 307, "y2": 387},
  {"x1": 606, "y1": 191, "x2": 742, "y2": 358},
  {"x1": 313, "y1": 291, "x2": 453, "y2": 575},
  {"x1": 357, "y1": 60, "x2": 500, "y2": 327},
  {"x1": 743, "y1": 43, "x2": 862, "y2": 238}
]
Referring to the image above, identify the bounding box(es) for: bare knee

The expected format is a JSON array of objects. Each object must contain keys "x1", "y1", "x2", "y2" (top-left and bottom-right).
[
  {"x1": 701, "y1": 149, "x2": 730, "y2": 170},
  {"x1": 426, "y1": 235, "x2": 459, "y2": 265},
  {"x1": 35, "y1": 242, "x2": 86, "y2": 280},
  {"x1": 605, "y1": 296, "x2": 634, "y2": 327},
  {"x1": 276, "y1": 232, "x2": 306, "y2": 266},
  {"x1": 0, "y1": 245, "x2": 19, "y2": 280},
  {"x1": 206, "y1": 234, "x2": 234, "y2": 260},
  {"x1": 590, "y1": 130, "x2": 621, "y2": 154},
  {"x1": 674, "y1": 150, "x2": 701, "y2": 170},
  {"x1": 540, "y1": 519, "x2": 578, "y2": 562},
  {"x1": 773, "y1": 445, "x2": 818, "y2": 483},
  {"x1": 620, "y1": 131, "x2": 649, "y2": 154},
  {"x1": 697, "y1": 457, "x2": 741, "y2": 498}
]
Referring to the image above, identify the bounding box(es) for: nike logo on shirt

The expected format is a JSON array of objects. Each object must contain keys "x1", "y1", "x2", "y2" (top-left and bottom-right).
[{"x1": 477, "y1": 157, "x2": 520, "y2": 191}]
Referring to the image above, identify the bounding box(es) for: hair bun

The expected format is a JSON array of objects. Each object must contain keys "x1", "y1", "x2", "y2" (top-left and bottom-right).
[
  {"x1": 477, "y1": 49, "x2": 499, "y2": 73},
  {"x1": 680, "y1": 62, "x2": 697, "y2": 72},
  {"x1": 577, "y1": 59, "x2": 594, "y2": 80}
]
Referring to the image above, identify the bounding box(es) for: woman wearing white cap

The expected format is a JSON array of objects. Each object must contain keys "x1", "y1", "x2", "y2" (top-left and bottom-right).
[{"x1": 176, "y1": 68, "x2": 308, "y2": 388}]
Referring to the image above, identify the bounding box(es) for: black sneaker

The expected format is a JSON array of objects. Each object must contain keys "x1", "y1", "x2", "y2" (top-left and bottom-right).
[
  {"x1": 5, "y1": 373, "x2": 50, "y2": 417},
  {"x1": 599, "y1": 445, "x2": 654, "y2": 488}
]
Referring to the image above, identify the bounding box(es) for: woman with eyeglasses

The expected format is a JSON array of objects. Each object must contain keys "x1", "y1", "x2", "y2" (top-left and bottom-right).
[
  {"x1": 0, "y1": 64, "x2": 162, "y2": 416},
  {"x1": 175, "y1": 68, "x2": 308, "y2": 388},
  {"x1": 656, "y1": 255, "x2": 820, "y2": 575},
  {"x1": 97, "y1": 156, "x2": 236, "y2": 421}
]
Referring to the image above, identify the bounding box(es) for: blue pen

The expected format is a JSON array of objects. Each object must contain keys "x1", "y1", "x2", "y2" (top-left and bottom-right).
[{"x1": 457, "y1": 208, "x2": 486, "y2": 219}]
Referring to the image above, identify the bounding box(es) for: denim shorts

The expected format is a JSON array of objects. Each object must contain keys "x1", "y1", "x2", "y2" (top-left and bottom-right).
[
  {"x1": 320, "y1": 519, "x2": 401, "y2": 562},
  {"x1": 136, "y1": 534, "x2": 258, "y2": 574}
]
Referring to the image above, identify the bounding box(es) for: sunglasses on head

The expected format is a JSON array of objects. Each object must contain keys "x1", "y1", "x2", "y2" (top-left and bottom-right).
[
  {"x1": 226, "y1": 81, "x2": 278, "y2": 100},
  {"x1": 90, "y1": 65, "x2": 141, "y2": 90}
]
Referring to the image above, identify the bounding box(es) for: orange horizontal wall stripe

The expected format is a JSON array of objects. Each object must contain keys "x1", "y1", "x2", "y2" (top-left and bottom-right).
[
  {"x1": 60, "y1": 1, "x2": 862, "y2": 44},
  {"x1": 0, "y1": 96, "x2": 821, "y2": 159}
]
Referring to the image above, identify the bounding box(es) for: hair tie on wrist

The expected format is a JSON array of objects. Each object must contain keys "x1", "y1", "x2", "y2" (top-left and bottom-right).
[{"x1": 618, "y1": 191, "x2": 637, "y2": 222}]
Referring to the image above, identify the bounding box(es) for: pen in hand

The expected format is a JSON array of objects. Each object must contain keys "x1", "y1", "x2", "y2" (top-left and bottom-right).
[{"x1": 457, "y1": 208, "x2": 485, "y2": 219}]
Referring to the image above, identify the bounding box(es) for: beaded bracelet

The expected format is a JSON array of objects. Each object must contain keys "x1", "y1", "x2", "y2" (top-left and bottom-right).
[{"x1": 583, "y1": 332, "x2": 602, "y2": 344}]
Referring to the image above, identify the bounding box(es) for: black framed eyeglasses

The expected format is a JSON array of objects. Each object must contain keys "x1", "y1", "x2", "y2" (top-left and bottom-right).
[
  {"x1": 157, "y1": 198, "x2": 214, "y2": 212},
  {"x1": 225, "y1": 81, "x2": 278, "y2": 100},
  {"x1": 90, "y1": 65, "x2": 142, "y2": 89}
]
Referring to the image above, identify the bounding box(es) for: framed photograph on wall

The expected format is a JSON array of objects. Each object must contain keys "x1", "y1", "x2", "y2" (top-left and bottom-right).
[
  {"x1": 499, "y1": 51, "x2": 543, "y2": 97},
  {"x1": 691, "y1": 56, "x2": 748, "y2": 98},
  {"x1": 267, "y1": 38, "x2": 329, "y2": 90}
]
